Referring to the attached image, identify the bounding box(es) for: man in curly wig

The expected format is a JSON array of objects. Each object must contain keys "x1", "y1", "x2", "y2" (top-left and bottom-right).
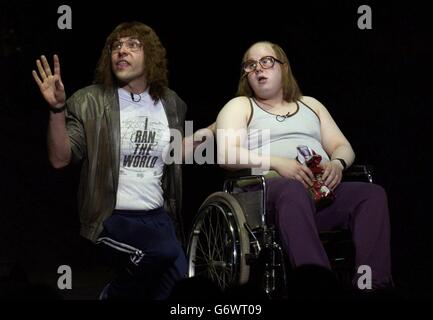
[{"x1": 32, "y1": 21, "x2": 206, "y2": 299}]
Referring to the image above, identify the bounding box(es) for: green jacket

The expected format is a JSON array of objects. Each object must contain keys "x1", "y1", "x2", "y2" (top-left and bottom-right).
[{"x1": 65, "y1": 84, "x2": 187, "y2": 244}]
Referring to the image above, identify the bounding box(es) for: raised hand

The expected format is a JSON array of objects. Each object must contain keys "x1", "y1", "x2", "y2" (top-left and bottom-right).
[{"x1": 32, "y1": 54, "x2": 66, "y2": 109}]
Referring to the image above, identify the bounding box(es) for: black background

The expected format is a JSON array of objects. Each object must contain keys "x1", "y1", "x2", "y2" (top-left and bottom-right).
[{"x1": 1, "y1": 0, "x2": 432, "y2": 298}]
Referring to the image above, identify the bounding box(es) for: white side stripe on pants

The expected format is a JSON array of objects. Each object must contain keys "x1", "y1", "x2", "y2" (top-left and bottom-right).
[{"x1": 96, "y1": 237, "x2": 145, "y2": 266}]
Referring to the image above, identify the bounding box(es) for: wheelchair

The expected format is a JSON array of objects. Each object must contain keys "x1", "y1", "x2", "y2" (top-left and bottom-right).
[{"x1": 186, "y1": 165, "x2": 374, "y2": 298}]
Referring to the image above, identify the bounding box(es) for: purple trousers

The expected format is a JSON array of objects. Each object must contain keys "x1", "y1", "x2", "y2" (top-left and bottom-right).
[{"x1": 266, "y1": 178, "x2": 393, "y2": 289}]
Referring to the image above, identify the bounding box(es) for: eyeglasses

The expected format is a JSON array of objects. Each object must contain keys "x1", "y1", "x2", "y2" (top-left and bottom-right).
[
  {"x1": 109, "y1": 38, "x2": 143, "y2": 53},
  {"x1": 242, "y1": 56, "x2": 284, "y2": 73}
]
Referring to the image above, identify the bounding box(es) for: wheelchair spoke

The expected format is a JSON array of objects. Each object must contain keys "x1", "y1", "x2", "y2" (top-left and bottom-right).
[
  {"x1": 201, "y1": 210, "x2": 213, "y2": 260},
  {"x1": 194, "y1": 268, "x2": 216, "y2": 280},
  {"x1": 194, "y1": 244, "x2": 210, "y2": 267},
  {"x1": 213, "y1": 272, "x2": 225, "y2": 289},
  {"x1": 216, "y1": 213, "x2": 229, "y2": 261},
  {"x1": 208, "y1": 264, "x2": 220, "y2": 284},
  {"x1": 213, "y1": 262, "x2": 227, "y2": 289},
  {"x1": 197, "y1": 235, "x2": 213, "y2": 268},
  {"x1": 196, "y1": 238, "x2": 207, "y2": 259},
  {"x1": 192, "y1": 263, "x2": 212, "y2": 268},
  {"x1": 219, "y1": 216, "x2": 235, "y2": 288},
  {"x1": 189, "y1": 197, "x2": 247, "y2": 291},
  {"x1": 207, "y1": 212, "x2": 216, "y2": 259},
  {"x1": 194, "y1": 249, "x2": 216, "y2": 280},
  {"x1": 213, "y1": 211, "x2": 225, "y2": 262},
  {"x1": 208, "y1": 207, "x2": 220, "y2": 259},
  {"x1": 212, "y1": 208, "x2": 225, "y2": 260}
]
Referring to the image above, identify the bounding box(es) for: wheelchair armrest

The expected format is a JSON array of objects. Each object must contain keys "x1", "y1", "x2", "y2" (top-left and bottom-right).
[
  {"x1": 223, "y1": 174, "x2": 267, "y2": 193},
  {"x1": 222, "y1": 163, "x2": 375, "y2": 189},
  {"x1": 343, "y1": 164, "x2": 374, "y2": 183},
  {"x1": 223, "y1": 169, "x2": 281, "y2": 192}
]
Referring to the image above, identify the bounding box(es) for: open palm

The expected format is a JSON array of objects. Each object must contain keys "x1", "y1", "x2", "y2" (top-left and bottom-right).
[{"x1": 32, "y1": 55, "x2": 66, "y2": 109}]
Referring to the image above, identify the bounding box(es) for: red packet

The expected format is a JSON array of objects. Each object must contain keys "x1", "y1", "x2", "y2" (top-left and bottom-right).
[{"x1": 297, "y1": 146, "x2": 335, "y2": 208}]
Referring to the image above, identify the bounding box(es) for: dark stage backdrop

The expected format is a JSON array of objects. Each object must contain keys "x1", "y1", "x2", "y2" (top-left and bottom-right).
[{"x1": 1, "y1": 1, "x2": 432, "y2": 298}]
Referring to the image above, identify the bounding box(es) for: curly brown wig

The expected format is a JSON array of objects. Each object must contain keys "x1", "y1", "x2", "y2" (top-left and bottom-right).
[
  {"x1": 237, "y1": 41, "x2": 302, "y2": 103},
  {"x1": 95, "y1": 21, "x2": 168, "y2": 102}
]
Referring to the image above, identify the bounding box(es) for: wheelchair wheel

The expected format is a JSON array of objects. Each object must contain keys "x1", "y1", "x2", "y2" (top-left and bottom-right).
[{"x1": 187, "y1": 192, "x2": 250, "y2": 290}]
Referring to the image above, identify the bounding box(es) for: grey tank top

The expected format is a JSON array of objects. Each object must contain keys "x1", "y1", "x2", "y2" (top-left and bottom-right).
[{"x1": 247, "y1": 98, "x2": 330, "y2": 162}]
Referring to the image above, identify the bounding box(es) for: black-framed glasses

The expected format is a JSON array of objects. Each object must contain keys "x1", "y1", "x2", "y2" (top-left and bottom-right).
[
  {"x1": 109, "y1": 38, "x2": 143, "y2": 53},
  {"x1": 242, "y1": 56, "x2": 284, "y2": 73}
]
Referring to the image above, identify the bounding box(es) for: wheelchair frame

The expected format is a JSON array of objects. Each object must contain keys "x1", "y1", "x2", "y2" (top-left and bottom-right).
[
  {"x1": 187, "y1": 175, "x2": 288, "y2": 297},
  {"x1": 187, "y1": 165, "x2": 374, "y2": 297}
]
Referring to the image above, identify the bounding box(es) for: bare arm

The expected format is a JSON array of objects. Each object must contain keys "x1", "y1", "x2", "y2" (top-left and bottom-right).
[
  {"x1": 302, "y1": 96, "x2": 355, "y2": 189},
  {"x1": 32, "y1": 55, "x2": 71, "y2": 169},
  {"x1": 216, "y1": 97, "x2": 265, "y2": 170}
]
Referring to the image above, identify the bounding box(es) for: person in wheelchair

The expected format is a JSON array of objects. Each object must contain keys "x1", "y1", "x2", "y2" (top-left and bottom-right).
[{"x1": 215, "y1": 41, "x2": 393, "y2": 291}]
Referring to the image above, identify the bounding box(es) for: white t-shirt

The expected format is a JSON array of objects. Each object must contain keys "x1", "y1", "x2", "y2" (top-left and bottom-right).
[{"x1": 115, "y1": 88, "x2": 170, "y2": 211}]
